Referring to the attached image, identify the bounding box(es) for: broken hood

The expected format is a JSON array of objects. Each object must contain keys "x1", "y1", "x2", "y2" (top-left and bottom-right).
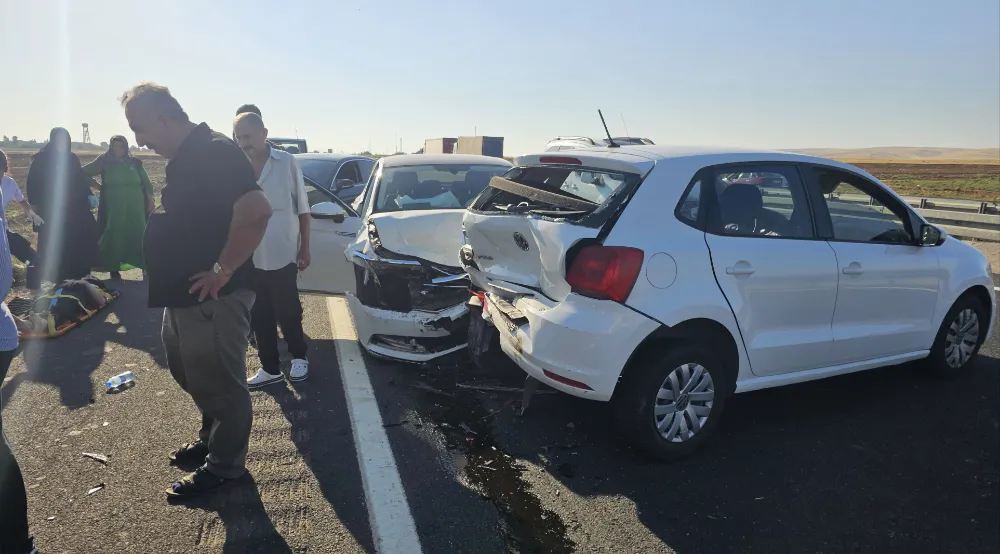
[{"x1": 367, "y1": 209, "x2": 466, "y2": 267}]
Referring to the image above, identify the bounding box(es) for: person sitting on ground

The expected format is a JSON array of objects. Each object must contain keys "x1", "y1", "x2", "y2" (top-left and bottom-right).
[
  {"x1": 25, "y1": 128, "x2": 101, "y2": 285},
  {"x1": 0, "y1": 149, "x2": 44, "y2": 293},
  {"x1": 82, "y1": 135, "x2": 154, "y2": 280}
]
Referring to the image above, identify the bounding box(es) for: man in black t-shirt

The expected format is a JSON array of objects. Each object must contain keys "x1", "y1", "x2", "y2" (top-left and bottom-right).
[{"x1": 121, "y1": 82, "x2": 273, "y2": 499}]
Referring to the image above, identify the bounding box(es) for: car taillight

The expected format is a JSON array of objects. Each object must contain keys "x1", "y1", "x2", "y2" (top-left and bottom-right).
[{"x1": 566, "y1": 245, "x2": 644, "y2": 303}]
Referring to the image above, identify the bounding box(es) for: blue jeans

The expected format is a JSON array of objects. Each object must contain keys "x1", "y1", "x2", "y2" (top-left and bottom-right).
[{"x1": 0, "y1": 349, "x2": 34, "y2": 554}]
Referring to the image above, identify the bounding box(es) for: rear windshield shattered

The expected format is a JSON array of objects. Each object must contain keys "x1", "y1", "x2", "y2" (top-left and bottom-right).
[{"x1": 472, "y1": 166, "x2": 641, "y2": 224}]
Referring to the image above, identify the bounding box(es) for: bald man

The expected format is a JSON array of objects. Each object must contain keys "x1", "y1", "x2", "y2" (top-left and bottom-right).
[
  {"x1": 233, "y1": 112, "x2": 311, "y2": 389},
  {"x1": 121, "y1": 82, "x2": 273, "y2": 499}
]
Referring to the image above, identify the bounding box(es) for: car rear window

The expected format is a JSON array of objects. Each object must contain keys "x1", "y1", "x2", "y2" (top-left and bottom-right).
[
  {"x1": 471, "y1": 165, "x2": 643, "y2": 227},
  {"x1": 374, "y1": 164, "x2": 510, "y2": 212}
]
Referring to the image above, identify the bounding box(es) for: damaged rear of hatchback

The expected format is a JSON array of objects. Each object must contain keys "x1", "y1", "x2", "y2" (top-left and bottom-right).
[{"x1": 345, "y1": 155, "x2": 512, "y2": 362}]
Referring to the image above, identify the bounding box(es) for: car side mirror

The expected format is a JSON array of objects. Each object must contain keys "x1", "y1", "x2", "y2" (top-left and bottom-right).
[
  {"x1": 335, "y1": 178, "x2": 354, "y2": 192},
  {"x1": 311, "y1": 201, "x2": 347, "y2": 224},
  {"x1": 918, "y1": 223, "x2": 943, "y2": 247}
]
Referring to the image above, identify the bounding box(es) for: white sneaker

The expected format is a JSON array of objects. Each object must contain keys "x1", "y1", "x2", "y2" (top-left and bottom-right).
[
  {"x1": 247, "y1": 368, "x2": 284, "y2": 389},
  {"x1": 289, "y1": 359, "x2": 309, "y2": 382}
]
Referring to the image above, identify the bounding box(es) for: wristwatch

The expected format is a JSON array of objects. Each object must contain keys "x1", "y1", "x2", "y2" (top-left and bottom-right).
[{"x1": 212, "y1": 262, "x2": 231, "y2": 277}]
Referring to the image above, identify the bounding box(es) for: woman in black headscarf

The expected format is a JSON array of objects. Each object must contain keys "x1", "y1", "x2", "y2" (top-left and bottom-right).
[{"x1": 25, "y1": 127, "x2": 100, "y2": 285}]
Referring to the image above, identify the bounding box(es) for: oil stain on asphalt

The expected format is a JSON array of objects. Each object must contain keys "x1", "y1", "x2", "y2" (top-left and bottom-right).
[{"x1": 408, "y1": 359, "x2": 575, "y2": 554}]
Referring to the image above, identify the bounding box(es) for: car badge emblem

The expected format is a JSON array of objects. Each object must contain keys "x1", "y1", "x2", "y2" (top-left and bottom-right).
[{"x1": 513, "y1": 232, "x2": 529, "y2": 252}]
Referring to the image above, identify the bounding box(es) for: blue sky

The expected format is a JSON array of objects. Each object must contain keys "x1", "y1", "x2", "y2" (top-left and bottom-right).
[{"x1": 2, "y1": 0, "x2": 998, "y2": 156}]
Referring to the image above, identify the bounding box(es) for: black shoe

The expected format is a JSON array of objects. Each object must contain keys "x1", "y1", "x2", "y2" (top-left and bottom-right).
[
  {"x1": 168, "y1": 440, "x2": 209, "y2": 466},
  {"x1": 166, "y1": 465, "x2": 240, "y2": 500},
  {"x1": 110, "y1": 271, "x2": 122, "y2": 280}
]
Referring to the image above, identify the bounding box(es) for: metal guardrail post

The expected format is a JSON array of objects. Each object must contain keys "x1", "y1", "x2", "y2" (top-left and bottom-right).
[
  {"x1": 919, "y1": 198, "x2": 928, "y2": 209},
  {"x1": 980, "y1": 202, "x2": 988, "y2": 215}
]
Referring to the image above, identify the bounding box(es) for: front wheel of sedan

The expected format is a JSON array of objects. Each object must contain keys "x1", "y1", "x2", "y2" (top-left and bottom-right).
[
  {"x1": 925, "y1": 295, "x2": 988, "y2": 377},
  {"x1": 613, "y1": 344, "x2": 730, "y2": 461}
]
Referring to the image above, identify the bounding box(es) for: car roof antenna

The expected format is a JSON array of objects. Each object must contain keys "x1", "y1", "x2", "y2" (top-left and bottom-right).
[{"x1": 598, "y1": 109, "x2": 619, "y2": 148}]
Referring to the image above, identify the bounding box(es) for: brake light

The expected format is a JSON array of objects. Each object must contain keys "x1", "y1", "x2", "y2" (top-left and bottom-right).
[
  {"x1": 539, "y1": 156, "x2": 582, "y2": 165},
  {"x1": 566, "y1": 245, "x2": 644, "y2": 303}
]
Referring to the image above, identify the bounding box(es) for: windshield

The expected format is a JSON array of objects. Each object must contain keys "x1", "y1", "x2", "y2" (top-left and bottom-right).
[
  {"x1": 374, "y1": 164, "x2": 510, "y2": 212},
  {"x1": 298, "y1": 159, "x2": 339, "y2": 186}
]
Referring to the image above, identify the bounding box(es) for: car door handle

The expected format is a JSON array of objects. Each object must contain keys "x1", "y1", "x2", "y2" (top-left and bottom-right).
[
  {"x1": 335, "y1": 230, "x2": 357, "y2": 237},
  {"x1": 725, "y1": 263, "x2": 755, "y2": 276},
  {"x1": 842, "y1": 263, "x2": 864, "y2": 275}
]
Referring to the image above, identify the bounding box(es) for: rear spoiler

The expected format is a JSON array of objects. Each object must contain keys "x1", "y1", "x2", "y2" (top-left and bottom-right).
[{"x1": 488, "y1": 176, "x2": 598, "y2": 212}]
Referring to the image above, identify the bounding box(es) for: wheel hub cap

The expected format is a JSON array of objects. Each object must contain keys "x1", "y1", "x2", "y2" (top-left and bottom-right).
[
  {"x1": 653, "y1": 363, "x2": 715, "y2": 443},
  {"x1": 944, "y1": 308, "x2": 980, "y2": 369}
]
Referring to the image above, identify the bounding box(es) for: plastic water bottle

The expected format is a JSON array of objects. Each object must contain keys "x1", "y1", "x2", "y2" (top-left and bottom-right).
[{"x1": 105, "y1": 371, "x2": 135, "y2": 391}]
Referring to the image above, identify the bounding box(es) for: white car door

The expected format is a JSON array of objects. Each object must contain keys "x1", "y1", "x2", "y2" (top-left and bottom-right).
[
  {"x1": 297, "y1": 184, "x2": 362, "y2": 295},
  {"x1": 702, "y1": 164, "x2": 840, "y2": 376},
  {"x1": 806, "y1": 165, "x2": 941, "y2": 364}
]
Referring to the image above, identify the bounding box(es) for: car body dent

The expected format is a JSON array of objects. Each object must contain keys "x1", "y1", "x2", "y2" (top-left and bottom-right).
[
  {"x1": 485, "y1": 291, "x2": 660, "y2": 401},
  {"x1": 366, "y1": 210, "x2": 467, "y2": 267},
  {"x1": 346, "y1": 292, "x2": 469, "y2": 363},
  {"x1": 462, "y1": 211, "x2": 600, "y2": 302},
  {"x1": 345, "y1": 211, "x2": 472, "y2": 363}
]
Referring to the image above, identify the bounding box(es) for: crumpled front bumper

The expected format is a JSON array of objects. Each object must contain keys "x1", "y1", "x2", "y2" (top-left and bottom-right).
[{"x1": 346, "y1": 292, "x2": 469, "y2": 363}]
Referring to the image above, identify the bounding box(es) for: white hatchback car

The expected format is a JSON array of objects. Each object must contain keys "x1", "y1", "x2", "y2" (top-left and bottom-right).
[{"x1": 460, "y1": 147, "x2": 996, "y2": 460}]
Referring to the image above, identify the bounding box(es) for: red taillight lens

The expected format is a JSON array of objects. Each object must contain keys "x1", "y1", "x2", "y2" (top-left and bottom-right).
[
  {"x1": 539, "y1": 156, "x2": 582, "y2": 165},
  {"x1": 566, "y1": 245, "x2": 644, "y2": 303}
]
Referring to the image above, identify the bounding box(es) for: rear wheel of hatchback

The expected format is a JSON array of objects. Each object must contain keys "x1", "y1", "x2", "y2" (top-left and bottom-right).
[{"x1": 613, "y1": 343, "x2": 730, "y2": 461}]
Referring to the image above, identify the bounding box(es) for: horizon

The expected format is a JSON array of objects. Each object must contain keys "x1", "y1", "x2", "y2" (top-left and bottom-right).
[{"x1": 2, "y1": 0, "x2": 998, "y2": 156}]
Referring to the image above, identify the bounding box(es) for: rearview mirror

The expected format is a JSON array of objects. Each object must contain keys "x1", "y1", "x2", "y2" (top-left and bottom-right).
[
  {"x1": 335, "y1": 179, "x2": 354, "y2": 192},
  {"x1": 311, "y1": 201, "x2": 347, "y2": 223},
  {"x1": 918, "y1": 223, "x2": 943, "y2": 247}
]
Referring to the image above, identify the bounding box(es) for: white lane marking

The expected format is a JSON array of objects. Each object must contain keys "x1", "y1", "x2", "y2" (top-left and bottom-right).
[{"x1": 327, "y1": 297, "x2": 423, "y2": 554}]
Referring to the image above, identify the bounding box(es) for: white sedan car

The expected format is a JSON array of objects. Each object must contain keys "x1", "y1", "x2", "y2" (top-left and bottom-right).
[
  {"x1": 300, "y1": 154, "x2": 512, "y2": 362},
  {"x1": 460, "y1": 146, "x2": 996, "y2": 460}
]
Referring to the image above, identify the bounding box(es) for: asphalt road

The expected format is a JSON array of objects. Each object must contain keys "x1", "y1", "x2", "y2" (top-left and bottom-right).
[{"x1": 2, "y1": 275, "x2": 997, "y2": 554}]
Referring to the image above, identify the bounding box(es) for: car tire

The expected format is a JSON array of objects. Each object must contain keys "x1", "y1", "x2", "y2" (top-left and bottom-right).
[
  {"x1": 923, "y1": 294, "x2": 988, "y2": 377},
  {"x1": 613, "y1": 343, "x2": 730, "y2": 461}
]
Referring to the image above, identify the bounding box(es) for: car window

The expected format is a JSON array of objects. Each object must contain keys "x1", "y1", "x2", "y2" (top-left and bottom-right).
[
  {"x1": 358, "y1": 159, "x2": 376, "y2": 182},
  {"x1": 298, "y1": 159, "x2": 339, "y2": 186},
  {"x1": 676, "y1": 180, "x2": 701, "y2": 225},
  {"x1": 374, "y1": 164, "x2": 509, "y2": 213},
  {"x1": 811, "y1": 168, "x2": 913, "y2": 244},
  {"x1": 335, "y1": 161, "x2": 362, "y2": 184},
  {"x1": 304, "y1": 182, "x2": 332, "y2": 207},
  {"x1": 707, "y1": 166, "x2": 814, "y2": 239}
]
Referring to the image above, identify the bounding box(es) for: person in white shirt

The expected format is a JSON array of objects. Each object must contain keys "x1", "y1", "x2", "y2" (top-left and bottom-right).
[
  {"x1": 0, "y1": 149, "x2": 43, "y2": 292},
  {"x1": 233, "y1": 113, "x2": 311, "y2": 387}
]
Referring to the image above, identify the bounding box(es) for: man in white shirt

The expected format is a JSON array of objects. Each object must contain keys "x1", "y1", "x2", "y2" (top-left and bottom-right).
[{"x1": 233, "y1": 113, "x2": 311, "y2": 387}]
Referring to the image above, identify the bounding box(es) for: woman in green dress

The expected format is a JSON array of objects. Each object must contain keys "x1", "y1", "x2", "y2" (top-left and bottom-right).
[{"x1": 82, "y1": 135, "x2": 154, "y2": 280}]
